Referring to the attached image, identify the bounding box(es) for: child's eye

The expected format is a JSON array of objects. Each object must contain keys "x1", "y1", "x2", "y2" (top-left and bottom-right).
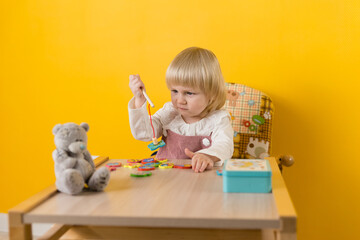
[
  {"x1": 186, "y1": 92, "x2": 195, "y2": 95},
  {"x1": 171, "y1": 90, "x2": 178, "y2": 94}
]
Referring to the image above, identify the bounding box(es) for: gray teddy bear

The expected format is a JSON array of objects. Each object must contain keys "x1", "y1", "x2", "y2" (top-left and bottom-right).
[{"x1": 52, "y1": 122, "x2": 110, "y2": 195}]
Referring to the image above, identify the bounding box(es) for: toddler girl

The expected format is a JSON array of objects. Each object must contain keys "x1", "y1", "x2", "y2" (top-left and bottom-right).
[{"x1": 128, "y1": 47, "x2": 234, "y2": 173}]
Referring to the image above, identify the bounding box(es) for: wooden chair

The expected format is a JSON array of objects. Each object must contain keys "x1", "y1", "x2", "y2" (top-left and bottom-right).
[{"x1": 225, "y1": 83, "x2": 294, "y2": 171}]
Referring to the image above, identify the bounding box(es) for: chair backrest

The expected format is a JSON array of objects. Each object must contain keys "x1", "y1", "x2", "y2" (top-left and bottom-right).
[{"x1": 225, "y1": 83, "x2": 274, "y2": 159}]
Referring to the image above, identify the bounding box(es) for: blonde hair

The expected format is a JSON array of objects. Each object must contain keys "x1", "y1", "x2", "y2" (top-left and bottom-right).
[{"x1": 166, "y1": 47, "x2": 226, "y2": 116}]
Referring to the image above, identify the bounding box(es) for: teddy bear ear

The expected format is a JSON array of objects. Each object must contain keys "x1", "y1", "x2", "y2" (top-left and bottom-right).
[
  {"x1": 80, "y1": 122, "x2": 89, "y2": 132},
  {"x1": 52, "y1": 124, "x2": 62, "y2": 135}
]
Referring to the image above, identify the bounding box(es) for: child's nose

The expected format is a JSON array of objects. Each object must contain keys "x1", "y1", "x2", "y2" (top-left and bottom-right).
[{"x1": 178, "y1": 95, "x2": 186, "y2": 104}]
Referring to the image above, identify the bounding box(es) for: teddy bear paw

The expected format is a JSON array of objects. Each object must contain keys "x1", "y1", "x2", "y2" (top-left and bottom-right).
[
  {"x1": 87, "y1": 167, "x2": 110, "y2": 192},
  {"x1": 57, "y1": 169, "x2": 84, "y2": 195}
]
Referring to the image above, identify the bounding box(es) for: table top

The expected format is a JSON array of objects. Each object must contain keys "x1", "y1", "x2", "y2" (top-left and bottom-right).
[{"x1": 23, "y1": 158, "x2": 283, "y2": 229}]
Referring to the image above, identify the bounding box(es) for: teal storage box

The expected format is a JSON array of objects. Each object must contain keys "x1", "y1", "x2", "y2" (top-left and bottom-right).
[{"x1": 223, "y1": 159, "x2": 272, "y2": 193}]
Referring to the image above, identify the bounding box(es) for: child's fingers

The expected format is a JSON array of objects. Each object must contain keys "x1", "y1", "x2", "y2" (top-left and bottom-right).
[
  {"x1": 129, "y1": 74, "x2": 140, "y2": 81},
  {"x1": 129, "y1": 75, "x2": 144, "y2": 87},
  {"x1": 129, "y1": 75, "x2": 136, "y2": 81},
  {"x1": 135, "y1": 82, "x2": 145, "y2": 91},
  {"x1": 192, "y1": 157, "x2": 198, "y2": 172},
  {"x1": 199, "y1": 161, "x2": 208, "y2": 173},
  {"x1": 206, "y1": 160, "x2": 214, "y2": 170},
  {"x1": 130, "y1": 79, "x2": 144, "y2": 88},
  {"x1": 129, "y1": 75, "x2": 146, "y2": 97},
  {"x1": 186, "y1": 149, "x2": 197, "y2": 170},
  {"x1": 192, "y1": 156, "x2": 203, "y2": 173},
  {"x1": 130, "y1": 86, "x2": 144, "y2": 97}
]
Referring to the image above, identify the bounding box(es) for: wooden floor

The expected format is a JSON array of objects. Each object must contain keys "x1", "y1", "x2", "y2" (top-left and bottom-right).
[{"x1": 0, "y1": 232, "x2": 9, "y2": 240}]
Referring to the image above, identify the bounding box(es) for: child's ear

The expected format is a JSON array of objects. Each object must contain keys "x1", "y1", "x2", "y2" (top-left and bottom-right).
[{"x1": 80, "y1": 122, "x2": 90, "y2": 132}]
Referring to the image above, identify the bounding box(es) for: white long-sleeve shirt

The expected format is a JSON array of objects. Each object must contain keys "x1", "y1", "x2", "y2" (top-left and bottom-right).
[{"x1": 128, "y1": 98, "x2": 234, "y2": 166}]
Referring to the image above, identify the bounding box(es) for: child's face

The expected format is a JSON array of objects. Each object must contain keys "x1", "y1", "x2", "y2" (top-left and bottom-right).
[{"x1": 170, "y1": 85, "x2": 209, "y2": 124}]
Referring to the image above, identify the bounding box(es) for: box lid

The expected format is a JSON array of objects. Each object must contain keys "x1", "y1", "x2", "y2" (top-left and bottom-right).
[{"x1": 223, "y1": 159, "x2": 272, "y2": 177}]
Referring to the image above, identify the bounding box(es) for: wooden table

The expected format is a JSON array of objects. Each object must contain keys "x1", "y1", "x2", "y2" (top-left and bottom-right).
[{"x1": 9, "y1": 157, "x2": 296, "y2": 240}]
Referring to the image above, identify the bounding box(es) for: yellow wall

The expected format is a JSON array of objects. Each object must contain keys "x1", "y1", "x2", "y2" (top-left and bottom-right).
[{"x1": 1, "y1": 1, "x2": 359, "y2": 239}]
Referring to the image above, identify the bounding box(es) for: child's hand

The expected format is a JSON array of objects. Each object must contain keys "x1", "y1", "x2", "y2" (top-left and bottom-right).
[
  {"x1": 185, "y1": 148, "x2": 218, "y2": 173},
  {"x1": 129, "y1": 74, "x2": 146, "y2": 108}
]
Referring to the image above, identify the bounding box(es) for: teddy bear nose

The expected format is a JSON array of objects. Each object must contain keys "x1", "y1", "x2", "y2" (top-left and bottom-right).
[{"x1": 80, "y1": 144, "x2": 85, "y2": 150}]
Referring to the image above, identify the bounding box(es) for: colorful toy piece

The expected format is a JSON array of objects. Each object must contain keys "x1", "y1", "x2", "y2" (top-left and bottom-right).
[
  {"x1": 130, "y1": 172, "x2": 152, "y2": 177},
  {"x1": 142, "y1": 158, "x2": 156, "y2": 164},
  {"x1": 148, "y1": 140, "x2": 166, "y2": 151},
  {"x1": 155, "y1": 158, "x2": 168, "y2": 163},
  {"x1": 106, "y1": 162, "x2": 122, "y2": 168},
  {"x1": 159, "y1": 163, "x2": 174, "y2": 169},
  {"x1": 138, "y1": 166, "x2": 155, "y2": 171},
  {"x1": 174, "y1": 164, "x2": 192, "y2": 169},
  {"x1": 124, "y1": 163, "x2": 142, "y2": 168},
  {"x1": 216, "y1": 170, "x2": 223, "y2": 176},
  {"x1": 127, "y1": 159, "x2": 142, "y2": 163},
  {"x1": 106, "y1": 166, "x2": 117, "y2": 171},
  {"x1": 144, "y1": 162, "x2": 160, "y2": 167}
]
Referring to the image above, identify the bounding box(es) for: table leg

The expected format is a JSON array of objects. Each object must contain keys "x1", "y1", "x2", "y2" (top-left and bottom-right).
[
  {"x1": 9, "y1": 211, "x2": 32, "y2": 240},
  {"x1": 275, "y1": 216, "x2": 297, "y2": 240}
]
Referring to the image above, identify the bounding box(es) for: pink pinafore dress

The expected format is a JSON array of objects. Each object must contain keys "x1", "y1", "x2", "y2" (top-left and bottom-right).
[{"x1": 156, "y1": 129, "x2": 212, "y2": 159}]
